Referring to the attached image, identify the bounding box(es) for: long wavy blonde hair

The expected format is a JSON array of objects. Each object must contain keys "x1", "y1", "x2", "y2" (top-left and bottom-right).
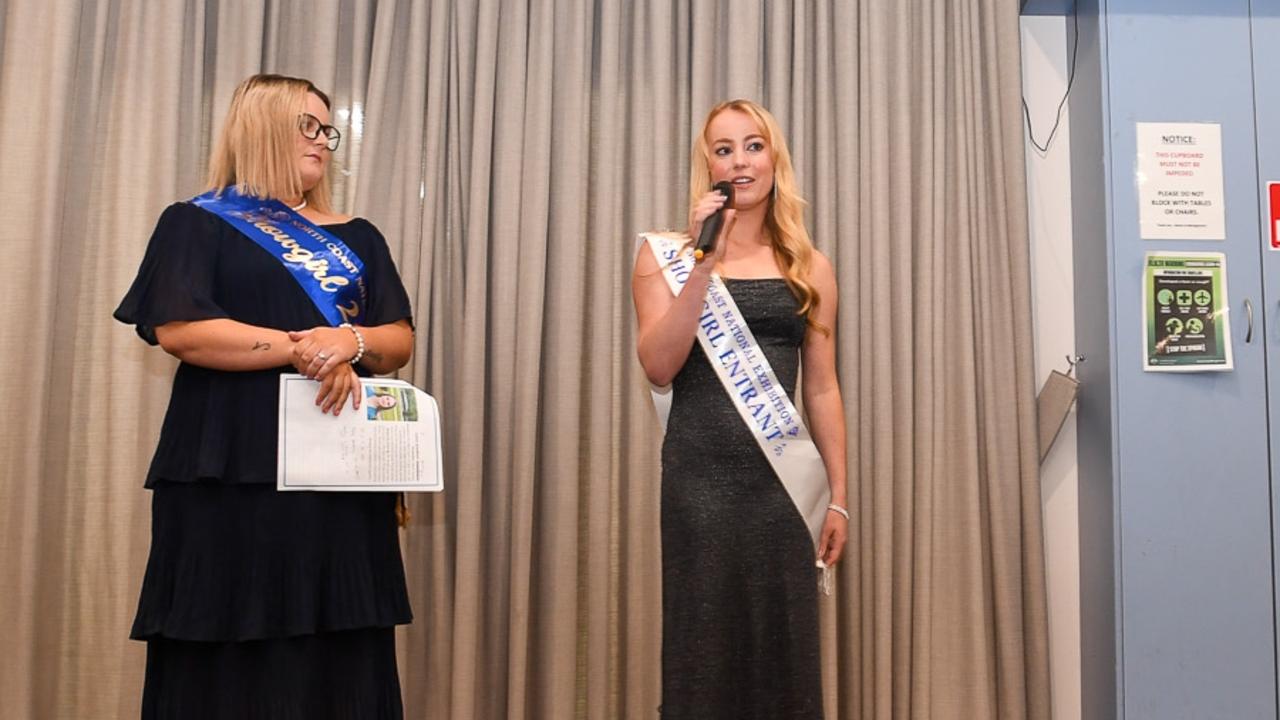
[
  {"x1": 690, "y1": 99, "x2": 823, "y2": 333},
  {"x1": 206, "y1": 74, "x2": 335, "y2": 213}
]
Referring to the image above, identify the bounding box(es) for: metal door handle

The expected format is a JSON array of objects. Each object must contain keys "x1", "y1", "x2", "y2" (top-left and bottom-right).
[{"x1": 1245, "y1": 298, "x2": 1254, "y2": 343}]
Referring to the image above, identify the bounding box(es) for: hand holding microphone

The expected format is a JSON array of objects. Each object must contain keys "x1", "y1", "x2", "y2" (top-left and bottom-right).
[{"x1": 692, "y1": 181, "x2": 735, "y2": 262}]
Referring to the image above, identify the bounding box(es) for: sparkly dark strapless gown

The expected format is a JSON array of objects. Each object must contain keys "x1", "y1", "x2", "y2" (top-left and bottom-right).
[{"x1": 660, "y1": 278, "x2": 823, "y2": 719}]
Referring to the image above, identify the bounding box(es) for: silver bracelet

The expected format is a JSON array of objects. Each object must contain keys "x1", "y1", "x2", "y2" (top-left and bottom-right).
[
  {"x1": 827, "y1": 503, "x2": 850, "y2": 520},
  {"x1": 340, "y1": 322, "x2": 366, "y2": 365}
]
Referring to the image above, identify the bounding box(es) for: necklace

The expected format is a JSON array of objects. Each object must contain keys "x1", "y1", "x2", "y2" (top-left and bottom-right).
[{"x1": 290, "y1": 199, "x2": 308, "y2": 212}]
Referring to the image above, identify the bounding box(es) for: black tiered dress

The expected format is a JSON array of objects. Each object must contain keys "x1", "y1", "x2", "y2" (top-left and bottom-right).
[
  {"x1": 114, "y1": 202, "x2": 413, "y2": 719},
  {"x1": 659, "y1": 278, "x2": 823, "y2": 719}
]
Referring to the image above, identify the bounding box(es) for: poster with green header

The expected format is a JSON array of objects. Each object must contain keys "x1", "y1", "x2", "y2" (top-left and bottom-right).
[{"x1": 1143, "y1": 251, "x2": 1232, "y2": 372}]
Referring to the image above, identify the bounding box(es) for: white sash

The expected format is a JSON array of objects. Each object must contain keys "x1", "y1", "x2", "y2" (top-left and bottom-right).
[{"x1": 639, "y1": 232, "x2": 831, "y2": 550}]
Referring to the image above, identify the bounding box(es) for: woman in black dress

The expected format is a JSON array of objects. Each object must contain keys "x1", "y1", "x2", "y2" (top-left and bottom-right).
[
  {"x1": 632, "y1": 100, "x2": 849, "y2": 719},
  {"x1": 115, "y1": 74, "x2": 414, "y2": 719}
]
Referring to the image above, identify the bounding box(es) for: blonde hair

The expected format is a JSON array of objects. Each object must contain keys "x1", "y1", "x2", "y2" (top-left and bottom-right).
[
  {"x1": 206, "y1": 74, "x2": 335, "y2": 213},
  {"x1": 690, "y1": 99, "x2": 824, "y2": 333}
]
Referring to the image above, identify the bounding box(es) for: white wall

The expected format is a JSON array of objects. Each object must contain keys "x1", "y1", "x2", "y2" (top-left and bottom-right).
[{"x1": 1021, "y1": 15, "x2": 1081, "y2": 720}]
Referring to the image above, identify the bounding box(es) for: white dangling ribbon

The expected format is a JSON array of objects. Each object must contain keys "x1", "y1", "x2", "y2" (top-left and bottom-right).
[{"x1": 816, "y1": 560, "x2": 833, "y2": 596}]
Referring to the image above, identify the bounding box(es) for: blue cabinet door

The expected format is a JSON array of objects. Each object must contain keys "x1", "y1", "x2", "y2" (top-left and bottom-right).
[
  {"x1": 1251, "y1": 5, "x2": 1280, "y2": 717},
  {"x1": 1103, "y1": 2, "x2": 1276, "y2": 718}
]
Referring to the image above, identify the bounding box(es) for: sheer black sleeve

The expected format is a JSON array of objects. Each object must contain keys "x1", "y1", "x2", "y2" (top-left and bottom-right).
[
  {"x1": 113, "y1": 202, "x2": 230, "y2": 344},
  {"x1": 350, "y1": 219, "x2": 414, "y2": 329}
]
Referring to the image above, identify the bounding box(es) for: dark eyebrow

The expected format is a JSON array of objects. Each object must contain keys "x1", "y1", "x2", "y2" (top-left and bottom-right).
[{"x1": 711, "y1": 134, "x2": 766, "y2": 145}]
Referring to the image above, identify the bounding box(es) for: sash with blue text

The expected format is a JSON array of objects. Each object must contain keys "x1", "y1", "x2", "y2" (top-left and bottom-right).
[
  {"x1": 191, "y1": 188, "x2": 366, "y2": 326},
  {"x1": 640, "y1": 232, "x2": 830, "y2": 550}
]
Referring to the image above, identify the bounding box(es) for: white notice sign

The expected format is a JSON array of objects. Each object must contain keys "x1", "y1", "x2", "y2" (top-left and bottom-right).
[{"x1": 1136, "y1": 122, "x2": 1225, "y2": 240}]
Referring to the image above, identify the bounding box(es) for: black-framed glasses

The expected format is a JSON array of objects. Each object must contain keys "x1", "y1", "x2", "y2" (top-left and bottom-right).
[{"x1": 298, "y1": 112, "x2": 341, "y2": 151}]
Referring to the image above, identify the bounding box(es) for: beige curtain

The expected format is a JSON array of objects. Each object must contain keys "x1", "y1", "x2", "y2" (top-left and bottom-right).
[{"x1": 0, "y1": 1, "x2": 1049, "y2": 718}]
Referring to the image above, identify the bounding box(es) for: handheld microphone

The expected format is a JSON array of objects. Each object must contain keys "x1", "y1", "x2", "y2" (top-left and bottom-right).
[{"x1": 694, "y1": 181, "x2": 735, "y2": 260}]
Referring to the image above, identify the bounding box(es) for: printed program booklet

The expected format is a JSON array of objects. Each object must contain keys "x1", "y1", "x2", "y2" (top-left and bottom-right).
[{"x1": 277, "y1": 373, "x2": 444, "y2": 492}]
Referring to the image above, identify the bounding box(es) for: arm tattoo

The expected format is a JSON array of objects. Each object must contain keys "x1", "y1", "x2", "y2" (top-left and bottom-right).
[
  {"x1": 252, "y1": 341, "x2": 272, "y2": 352},
  {"x1": 364, "y1": 350, "x2": 384, "y2": 364}
]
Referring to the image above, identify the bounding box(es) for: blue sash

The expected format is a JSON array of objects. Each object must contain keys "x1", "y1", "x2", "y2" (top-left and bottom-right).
[{"x1": 190, "y1": 188, "x2": 366, "y2": 326}]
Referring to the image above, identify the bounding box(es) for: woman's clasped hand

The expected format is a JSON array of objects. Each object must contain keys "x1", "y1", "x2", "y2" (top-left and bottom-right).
[{"x1": 288, "y1": 325, "x2": 363, "y2": 415}]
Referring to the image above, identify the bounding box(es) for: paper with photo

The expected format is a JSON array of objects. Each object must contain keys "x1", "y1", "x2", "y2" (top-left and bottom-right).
[{"x1": 277, "y1": 374, "x2": 444, "y2": 491}]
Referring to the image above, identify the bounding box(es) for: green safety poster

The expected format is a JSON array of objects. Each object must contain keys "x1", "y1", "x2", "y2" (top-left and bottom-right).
[{"x1": 1143, "y1": 251, "x2": 1232, "y2": 372}]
